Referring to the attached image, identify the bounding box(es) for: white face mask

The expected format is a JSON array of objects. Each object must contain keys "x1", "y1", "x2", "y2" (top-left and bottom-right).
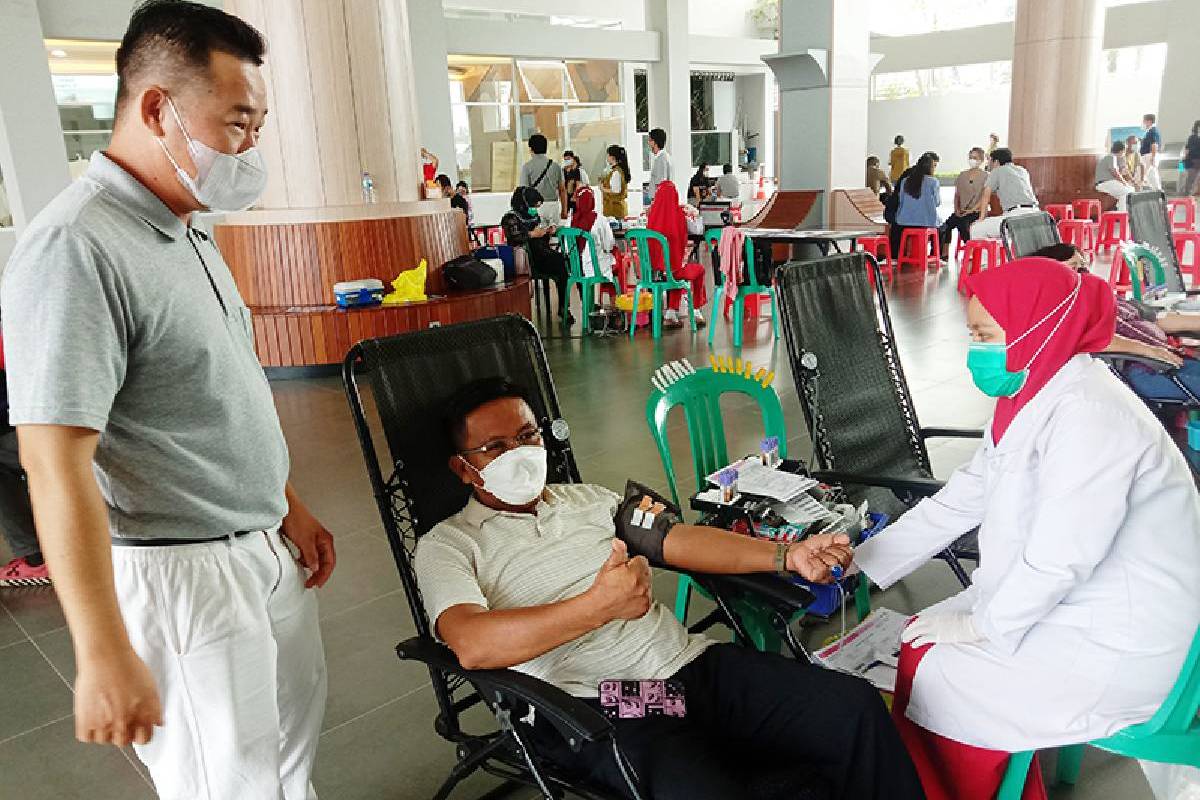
[
  {"x1": 471, "y1": 445, "x2": 547, "y2": 506},
  {"x1": 969, "y1": 158, "x2": 983, "y2": 169},
  {"x1": 157, "y1": 96, "x2": 268, "y2": 212}
]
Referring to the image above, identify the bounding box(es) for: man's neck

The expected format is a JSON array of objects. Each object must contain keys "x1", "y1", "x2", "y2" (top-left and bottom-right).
[{"x1": 105, "y1": 136, "x2": 195, "y2": 224}]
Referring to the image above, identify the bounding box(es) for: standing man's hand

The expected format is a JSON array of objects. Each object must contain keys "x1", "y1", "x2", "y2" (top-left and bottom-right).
[
  {"x1": 75, "y1": 646, "x2": 163, "y2": 746},
  {"x1": 281, "y1": 484, "x2": 336, "y2": 588}
]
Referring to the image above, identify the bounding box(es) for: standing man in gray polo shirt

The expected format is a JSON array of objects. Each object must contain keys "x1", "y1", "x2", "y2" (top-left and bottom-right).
[
  {"x1": 0, "y1": 3, "x2": 333, "y2": 797},
  {"x1": 517, "y1": 133, "x2": 567, "y2": 225}
]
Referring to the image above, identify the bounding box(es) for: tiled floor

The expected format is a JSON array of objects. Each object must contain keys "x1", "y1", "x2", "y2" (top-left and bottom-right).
[{"x1": 0, "y1": 257, "x2": 1155, "y2": 799}]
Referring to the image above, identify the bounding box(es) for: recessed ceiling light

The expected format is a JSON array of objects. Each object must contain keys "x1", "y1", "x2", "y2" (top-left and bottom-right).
[{"x1": 50, "y1": 49, "x2": 67, "y2": 58}]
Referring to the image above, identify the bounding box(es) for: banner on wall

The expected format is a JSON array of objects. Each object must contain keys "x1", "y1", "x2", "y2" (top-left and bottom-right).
[{"x1": 1109, "y1": 126, "x2": 1145, "y2": 148}]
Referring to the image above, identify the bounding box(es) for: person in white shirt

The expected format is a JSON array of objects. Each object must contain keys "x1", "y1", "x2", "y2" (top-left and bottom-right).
[
  {"x1": 568, "y1": 187, "x2": 615, "y2": 281},
  {"x1": 648, "y1": 128, "x2": 672, "y2": 202},
  {"x1": 1095, "y1": 140, "x2": 1134, "y2": 212},
  {"x1": 716, "y1": 163, "x2": 740, "y2": 200}
]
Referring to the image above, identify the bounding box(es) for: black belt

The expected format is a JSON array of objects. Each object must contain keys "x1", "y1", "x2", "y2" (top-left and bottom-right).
[
  {"x1": 1005, "y1": 204, "x2": 1038, "y2": 213},
  {"x1": 111, "y1": 529, "x2": 263, "y2": 547}
]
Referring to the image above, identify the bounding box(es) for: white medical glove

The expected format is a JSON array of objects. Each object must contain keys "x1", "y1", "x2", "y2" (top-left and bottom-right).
[{"x1": 900, "y1": 611, "x2": 982, "y2": 649}]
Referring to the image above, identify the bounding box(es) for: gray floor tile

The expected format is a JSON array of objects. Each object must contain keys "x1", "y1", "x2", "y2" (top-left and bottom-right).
[
  {"x1": 0, "y1": 606, "x2": 27, "y2": 650},
  {"x1": 0, "y1": 584, "x2": 66, "y2": 638},
  {"x1": 0, "y1": 717, "x2": 155, "y2": 799},
  {"x1": 0, "y1": 640, "x2": 73, "y2": 743},
  {"x1": 315, "y1": 529, "x2": 404, "y2": 620}
]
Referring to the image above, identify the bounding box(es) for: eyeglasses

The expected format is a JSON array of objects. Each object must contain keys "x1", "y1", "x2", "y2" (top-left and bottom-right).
[{"x1": 460, "y1": 428, "x2": 543, "y2": 458}]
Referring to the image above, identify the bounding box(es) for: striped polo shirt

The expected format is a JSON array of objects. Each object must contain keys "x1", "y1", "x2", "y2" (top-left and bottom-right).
[{"x1": 416, "y1": 483, "x2": 711, "y2": 698}]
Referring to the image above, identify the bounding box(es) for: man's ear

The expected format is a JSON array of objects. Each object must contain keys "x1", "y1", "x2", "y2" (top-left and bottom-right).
[{"x1": 141, "y1": 86, "x2": 169, "y2": 137}]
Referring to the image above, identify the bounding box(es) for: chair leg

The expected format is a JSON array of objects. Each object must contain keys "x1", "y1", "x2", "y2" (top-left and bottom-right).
[
  {"x1": 938, "y1": 547, "x2": 972, "y2": 588},
  {"x1": 651, "y1": 291, "x2": 662, "y2": 339},
  {"x1": 628, "y1": 288, "x2": 640, "y2": 340},
  {"x1": 997, "y1": 751, "x2": 1036, "y2": 800},
  {"x1": 674, "y1": 575, "x2": 692, "y2": 624},
  {"x1": 562, "y1": 279, "x2": 574, "y2": 329},
  {"x1": 769, "y1": 289, "x2": 780, "y2": 340},
  {"x1": 732, "y1": 293, "x2": 745, "y2": 349},
  {"x1": 1055, "y1": 744, "x2": 1085, "y2": 786},
  {"x1": 708, "y1": 283, "x2": 724, "y2": 346},
  {"x1": 685, "y1": 288, "x2": 696, "y2": 331}
]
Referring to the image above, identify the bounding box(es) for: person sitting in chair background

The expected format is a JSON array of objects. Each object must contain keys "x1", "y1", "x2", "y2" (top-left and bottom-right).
[{"x1": 415, "y1": 378, "x2": 924, "y2": 800}]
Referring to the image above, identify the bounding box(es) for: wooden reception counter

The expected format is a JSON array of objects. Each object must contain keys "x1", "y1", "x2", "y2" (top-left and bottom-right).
[{"x1": 214, "y1": 200, "x2": 531, "y2": 369}]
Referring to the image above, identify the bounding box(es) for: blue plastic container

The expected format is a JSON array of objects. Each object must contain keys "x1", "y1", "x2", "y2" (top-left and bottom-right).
[
  {"x1": 1188, "y1": 419, "x2": 1200, "y2": 451},
  {"x1": 791, "y1": 512, "x2": 889, "y2": 618}
]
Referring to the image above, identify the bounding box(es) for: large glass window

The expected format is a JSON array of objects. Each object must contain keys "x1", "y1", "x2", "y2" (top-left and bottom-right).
[
  {"x1": 871, "y1": 61, "x2": 1012, "y2": 101},
  {"x1": 449, "y1": 56, "x2": 623, "y2": 193},
  {"x1": 46, "y1": 39, "x2": 119, "y2": 171}
]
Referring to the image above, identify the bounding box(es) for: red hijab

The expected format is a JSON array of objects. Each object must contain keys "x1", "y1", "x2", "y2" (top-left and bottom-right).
[
  {"x1": 572, "y1": 185, "x2": 597, "y2": 233},
  {"x1": 967, "y1": 257, "x2": 1116, "y2": 442},
  {"x1": 645, "y1": 181, "x2": 687, "y2": 276}
]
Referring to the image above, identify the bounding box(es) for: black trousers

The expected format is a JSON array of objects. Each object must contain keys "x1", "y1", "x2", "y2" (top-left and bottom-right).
[
  {"x1": 530, "y1": 644, "x2": 924, "y2": 800},
  {"x1": 529, "y1": 245, "x2": 569, "y2": 316},
  {"x1": 939, "y1": 211, "x2": 979, "y2": 250}
]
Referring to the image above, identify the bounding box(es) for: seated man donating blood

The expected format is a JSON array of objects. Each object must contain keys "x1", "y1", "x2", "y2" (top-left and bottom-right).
[{"x1": 415, "y1": 378, "x2": 923, "y2": 800}]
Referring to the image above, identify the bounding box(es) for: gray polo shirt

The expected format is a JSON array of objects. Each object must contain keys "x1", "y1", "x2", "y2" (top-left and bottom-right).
[
  {"x1": 518, "y1": 154, "x2": 564, "y2": 204},
  {"x1": 0, "y1": 152, "x2": 289, "y2": 540},
  {"x1": 984, "y1": 163, "x2": 1038, "y2": 212}
]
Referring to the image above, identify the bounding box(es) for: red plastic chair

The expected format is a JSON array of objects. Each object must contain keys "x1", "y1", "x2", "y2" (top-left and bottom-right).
[
  {"x1": 897, "y1": 227, "x2": 941, "y2": 271},
  {"x1": 1175, "y1": 232, "x2": 1200, "y2": 285},
  {"x1": 1072, "y1": 198, "x2": 1102, "y2": 222},
  {"x1": 1167, "y1": 198, "x2": 1197, "y2": 233},
  {"x1": 1044, "y1": 203, "x2": 1074, "y2": 223},
  {"x1": 1108, "y1": 253, "x2": 1133, "y2": 295},
  {"x1": 958, "y1": 239, "x2": 1003, "y2": 293},
  {"x1": 1096, "y1": 211, "x2": 1130, "y2": 255},
  {"x1": 857, "y1": 235, "x2": 894, "y2": 280},
  {"x1": 1058, "y1": 219, "x2": 1097, "y2": 255}
]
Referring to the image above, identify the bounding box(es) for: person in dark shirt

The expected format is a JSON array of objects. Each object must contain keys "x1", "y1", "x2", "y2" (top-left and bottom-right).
[
  {"x1": 1183, "y1": 120, "x2": 1200, "y2": 197},
  {"x1": 1140, "y1": 113, "x2": 1163, "y2": 192},
  {"x1": 501, "y1": 187, "x2": 572, "y2": 325},
  {"x1": 688, "y1": 163, "x2": 712, "y2": 205}
]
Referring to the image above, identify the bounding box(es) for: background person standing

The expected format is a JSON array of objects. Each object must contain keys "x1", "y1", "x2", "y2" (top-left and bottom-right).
[
  {"x1": 889, "y1": 134, "x2": 911, "y2": 183},
  {"x1": 1140, "y1": 113, "x2": 1163, "y2": 192},
  {"x1": 1183, "y1": 120, "x2": 1200, "y2": 197},
  {"x1": 518, "y1": 134, "x2": 567, "y2": 224},
  {"x1": 0, "y1": 3, "x2": 334, "y2": 796},
  {"x1": 647, "y1": 128, "x2": 673, "y2": 202}
]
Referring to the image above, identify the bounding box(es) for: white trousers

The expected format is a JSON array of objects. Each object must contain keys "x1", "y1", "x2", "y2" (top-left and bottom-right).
[
  {"x1": 1144, "y1": 159, "x2": 1163, "y2": 192},
  {"x1": 1096, "y1": 180, "x2": 1133, "y2": 212},
  {"x1": 969, "y1": 206, "x2": 1041, "y2": 240},
  {"x1": 113, "y1": 530, "x2": 327, "y2": 800}
]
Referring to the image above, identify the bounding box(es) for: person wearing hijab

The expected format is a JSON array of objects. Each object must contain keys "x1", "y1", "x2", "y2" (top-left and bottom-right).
[
  {"x1": 501, "y1": 186, "x2": 572, "y2": 325},
  {"x1": 569, "y1": 185, "x2": 615, "y2": 282},
  {"x1": 645, "y1": 181, "x2": 706, "y2": 328},
  {"x1": 853, "y1": 257, "x2": 1200, "y2": 800}
]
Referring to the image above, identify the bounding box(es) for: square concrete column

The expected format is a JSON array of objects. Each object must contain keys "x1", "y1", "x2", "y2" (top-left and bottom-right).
[
  {"x1": 765, "y1": 0, "x2": 870, "y2": 221},
  {"x1": 407, "y1": 0, "x2": 456, "y2": 183},
  {"x1": 0, "y1": 0, "x2": 70, "y2": 232},
  {"x1": 1159, "y1": 0, "x2": 1200, "y2": 153},
  {"x1": 646, "y1": 0, "x2": 691, "y2": 182}
]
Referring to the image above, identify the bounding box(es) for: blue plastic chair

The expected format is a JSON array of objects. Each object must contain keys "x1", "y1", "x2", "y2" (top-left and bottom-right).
[
  {"x1": 625, "y1": 228, "x2": 695, "y2": 339},
  {"x1": 707, "y1": 229, "x2": 780, "y2": 349}
]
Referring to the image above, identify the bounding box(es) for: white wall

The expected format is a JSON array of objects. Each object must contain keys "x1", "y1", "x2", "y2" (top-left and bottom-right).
[
  {"x1": 687, "y1": 0, "x2": 761, "y2": 38},
  {"x1": 868, "y1": 90, "x2": 1010, "y2": 175},
  {"x1": 442, "y1": 0, "x2": 644, "y2": 28},
  {"x1": 36, "y1": 0, "x2": 221, "y2": 39}
]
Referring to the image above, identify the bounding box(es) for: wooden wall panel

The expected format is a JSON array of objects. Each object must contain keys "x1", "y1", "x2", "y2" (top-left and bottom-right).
[
  {"x1": 1017, "y1": 153, "x2": 1114, "y2": 209},
  {"x1": 246, "y1": 279, "x2": 532, "y2": 368},
  {"x1": 215, "y1": 209, "x2": 470, "y2": 307}
]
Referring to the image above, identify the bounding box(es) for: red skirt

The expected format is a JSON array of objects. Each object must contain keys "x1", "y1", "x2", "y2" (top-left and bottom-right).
[{"x1": 892, "y1": 640, "x2": 1048, "y2": 800}]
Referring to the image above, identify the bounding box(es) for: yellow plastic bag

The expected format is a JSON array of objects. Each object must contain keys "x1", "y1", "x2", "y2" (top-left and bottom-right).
[
  {"x1": 614, "y1": 290, "x2": 653, "y2": 313},
  {"x1": 382, "y1": 259, "x2": 428, "y2": 305}
]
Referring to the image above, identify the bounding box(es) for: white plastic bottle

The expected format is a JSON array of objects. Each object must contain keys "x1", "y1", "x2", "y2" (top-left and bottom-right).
[{"x1": 361, "y1": 171, "x2": 377, "y2": 204}]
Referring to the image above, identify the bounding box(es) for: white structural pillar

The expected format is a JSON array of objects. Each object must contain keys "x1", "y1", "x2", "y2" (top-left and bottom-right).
[
  {"x1": 407, "y1": 0, "x2": 456, "y2": 182},
  {"x1": 1158, "y1": 0, "x2": 1200, "y2": 153},
  {"x1": 646, "y1": 0, "x2": 692, "y2": 184},
  {"x1": 764, "y1": 0, "x2": 870, "y2": 218},
  {"x1": 0, "y1": 0, "x2": 70, "y2": 232}
]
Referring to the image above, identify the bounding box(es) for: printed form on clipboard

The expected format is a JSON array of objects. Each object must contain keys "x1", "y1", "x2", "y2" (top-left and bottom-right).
[
  {"x1": 814, "y1": 608, "x2": 911, "y2": 693},
  {"x1": 704, "y1": 457, "x2": 817, "y2": 502}
]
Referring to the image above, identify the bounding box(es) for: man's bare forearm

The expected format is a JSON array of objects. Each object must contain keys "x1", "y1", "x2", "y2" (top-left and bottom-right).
[
  {"x1": 662, "y1": 524, "x2": 777, "y2": 574},
  {"x1": 18, "y1": 426, "x2": 132, "y2": 659},
  {"x1": 438, "y1": 594, "x2": 605, "y2": 670}
]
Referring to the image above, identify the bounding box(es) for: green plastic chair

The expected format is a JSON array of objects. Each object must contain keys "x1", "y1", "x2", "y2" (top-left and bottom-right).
[
  {"x1": 626, "y1": 228, "x2": 695, "y2": 339},
  {"x1": 1120, "y1": 241, "x2": 1169, "y2": 302},
  {"x1": 997, "y1": 624, "x2": 1200, "y2": 799},
  {"x1": 555, "y1": 227, "x2": 618, "y2": 334},
  {"x1": 645, "y1": 355, "x2": 871, "y2": 651},
  {"x1": 706, "y1": 229, "x2": 780, "y2": 349}
]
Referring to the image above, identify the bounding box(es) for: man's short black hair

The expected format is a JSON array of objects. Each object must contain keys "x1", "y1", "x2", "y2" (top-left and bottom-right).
[
  {"x1": 444, "y1": 378, "x2": 533, "y2": 450},
  {"x1": 921, "y1": 151, "x2": 940, "y2": 163},
  {"x1": 894, "y1": 134, "x2": 904, "y2": 146},
  {"x1": 1111, "y1": 140, "x2": 1126, "y2": 154},
  {"x1": 991, "y1": 147, "x2": 1014, "y2": 165},
  {"x1": 456, "y1": 180, "x2": 469, "y2": 190},
  {"x1": 649, "y1": 128, "x2": 667, "y2": 149},
  {"x1": 722, "y1": 163, "x2": 733, "y2": 174},
  {"x1": 115, "y1": 0, "x2": 265, "y2": 116},
  {"x1": 1144, "y1": 113, "x2": 1157, "y2": 124},
  {"x1": 1032, "y1": 243, "x2": 1082, "y2": 263},
  {"x1": 436, "y1": 173, "x2": 452, "y2": 189},
  {"x1": 528, "y1": 134, "x2": 548, "y2": 154}
]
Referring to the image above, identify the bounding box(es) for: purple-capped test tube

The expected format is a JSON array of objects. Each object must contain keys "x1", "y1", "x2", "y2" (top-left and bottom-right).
[
  {"x1": 717, "y1": 467, "x2": 738, "y2": 503},
  {"x1": 759, "y1": 436, "x2": 780, "y2": 467}
]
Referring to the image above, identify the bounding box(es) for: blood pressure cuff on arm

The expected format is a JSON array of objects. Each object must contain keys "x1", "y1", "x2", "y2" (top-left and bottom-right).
[{"x1": 613, "y1": 480, "x2": 681, "y2": 568}]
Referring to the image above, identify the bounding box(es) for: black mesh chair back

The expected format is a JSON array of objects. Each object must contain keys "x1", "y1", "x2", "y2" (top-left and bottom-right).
[
  {"x1": 1129, "y1": 189, "x2": 1186, "y2": 292},
  {"x1": 1001, "y1": 211, "x2": 1061, "y2": 259},
  {"x1": 775, "y1": 254, "x2": 932, "y2": 510}
]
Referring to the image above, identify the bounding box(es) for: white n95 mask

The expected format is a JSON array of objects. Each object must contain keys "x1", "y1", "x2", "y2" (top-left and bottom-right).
[
  {"x1": 157, "y1": 96, "x2": 268, "y2": 212},
  {"x1": 475, "y1": 446, "x2": 548, "y2": 506}
]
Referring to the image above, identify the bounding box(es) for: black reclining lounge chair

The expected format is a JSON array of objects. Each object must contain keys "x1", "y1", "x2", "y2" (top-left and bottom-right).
[
  {"x1": 342, "y1": 314, "x2": 820, "y2": 800},
  {"x1": 774, "y1": 253, "x2": 980, "y2": 588}
]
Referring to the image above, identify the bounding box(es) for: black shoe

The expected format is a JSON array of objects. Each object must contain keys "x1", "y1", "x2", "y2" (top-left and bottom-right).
[{"x1": 559, "y1": 311, "x2": 576, "y2": 327}]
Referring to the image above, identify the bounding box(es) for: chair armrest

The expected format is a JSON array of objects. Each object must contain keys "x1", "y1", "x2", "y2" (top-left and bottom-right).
[
  {"x1": 919, "y1": 427, "x2": 984, "y2": 441},
  {"x1": 396, "y1": 636, "x2": 612, "y2": 747},
  {"x1": 686, "y1": 571, "x2": 817, "y2": 614},
  {"x1": 811, "y1": 469, "x2": 945, "y2": 498}
]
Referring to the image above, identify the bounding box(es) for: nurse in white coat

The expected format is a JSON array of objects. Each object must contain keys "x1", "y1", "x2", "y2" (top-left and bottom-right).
[{"x1": 854, "y1": 257, "x2": 1200, "y2": 800}]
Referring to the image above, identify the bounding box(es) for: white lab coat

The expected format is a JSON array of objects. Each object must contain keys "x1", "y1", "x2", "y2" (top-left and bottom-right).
[
  {"x1": 571, "y1": 212, "x2": 615, "y2": 279},
  {"x1": 855, "y1": 355, "x2": 1200, "y2": 752}
]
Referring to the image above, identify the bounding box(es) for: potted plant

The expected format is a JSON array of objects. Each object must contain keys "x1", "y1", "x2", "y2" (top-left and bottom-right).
[{"x1": 748, "y1": 0, "x2": 779, "y2": 40}]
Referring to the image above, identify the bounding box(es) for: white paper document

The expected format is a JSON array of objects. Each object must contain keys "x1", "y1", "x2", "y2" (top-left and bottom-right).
[
  {"x1": 706, "y1": 457, "x2": 817, "y2": 502},
  {"x1": 814, "y1": 608, "x2": 910, "y2": 692}
]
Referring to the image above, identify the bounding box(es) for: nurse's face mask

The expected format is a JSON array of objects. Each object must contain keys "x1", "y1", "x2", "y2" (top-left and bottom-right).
[
  {"x1": 156, "y1": 95, "x2": 268, "y2": 212},
  {"x1": 967, "y1": 277, "x2": 1081, "y2": 398}
]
